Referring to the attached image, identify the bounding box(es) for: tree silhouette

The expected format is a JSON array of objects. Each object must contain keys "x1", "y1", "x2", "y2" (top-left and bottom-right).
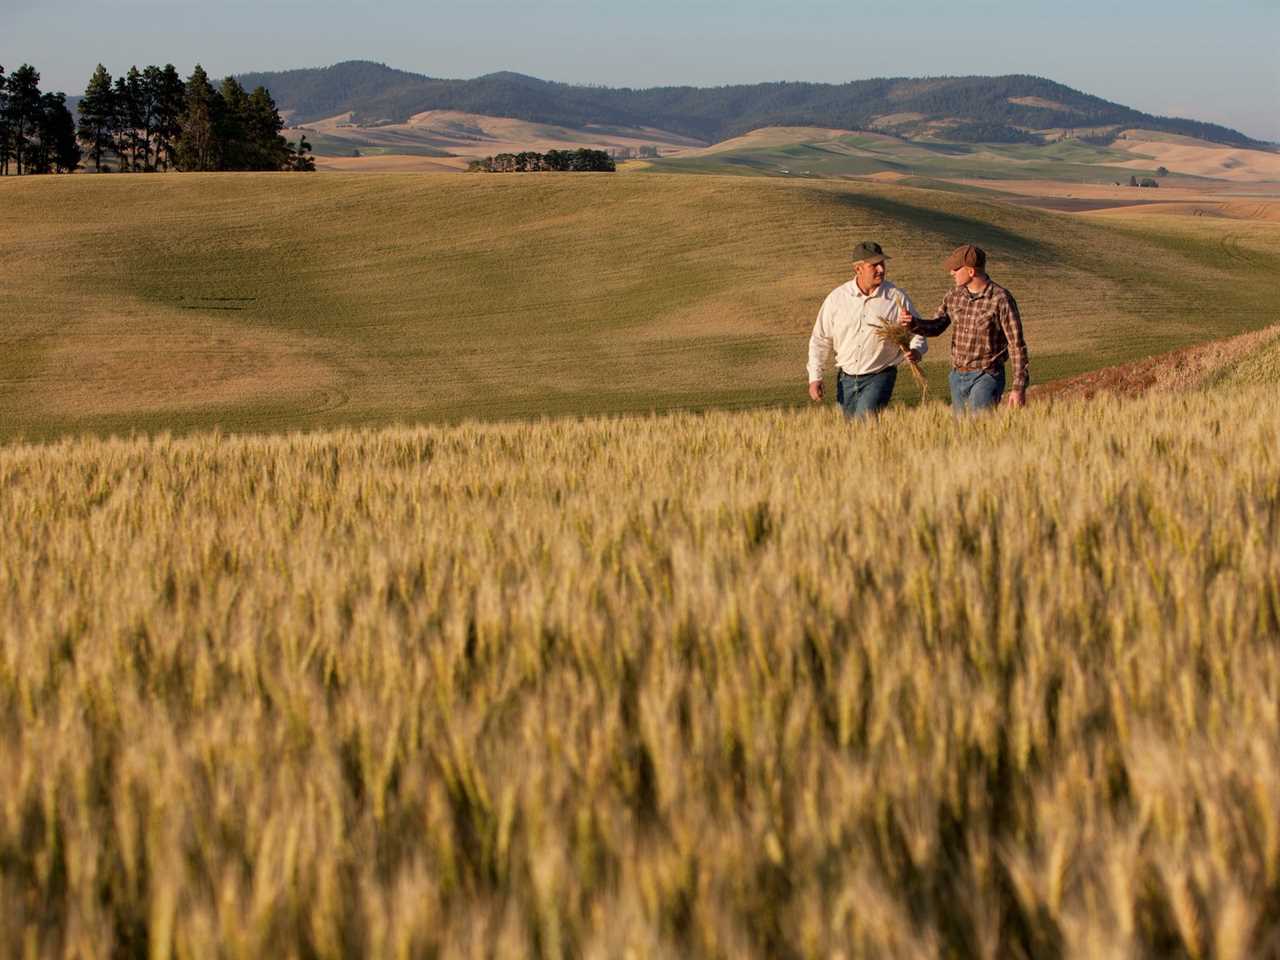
[
  {"x1": 0, "y1": 65, "x2": 10, "y2": 176},
  {"x1": 176, "y1": 65, "x2": 219, "y2": 171},
  {"x1": 78, "y1": 65, "x2": 115, "y2": 171},
  {"x1": 149, "y1": 65, "x2": 186, "y2": 171},
  {"x1": 6, "y1": 65, "x2": 42, "y2": 175},
  {"x1": 32, "y1": 92, "x2": 80, "y2": 173}
]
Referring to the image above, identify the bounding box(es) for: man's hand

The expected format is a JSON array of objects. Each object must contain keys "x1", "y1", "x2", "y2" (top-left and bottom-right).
[
  {"x1": 808, "y1": 380, "x2": 824, "y2": 402},
  {"x1": 1005, "y1": 388, "x2": 1026, "y2": 409},
  {"x1": 898, "y1": 306, "x2": 914, "y2": 328},
  {"x1": 904, "y1": 349, "x2": 921, "y2": 365}
]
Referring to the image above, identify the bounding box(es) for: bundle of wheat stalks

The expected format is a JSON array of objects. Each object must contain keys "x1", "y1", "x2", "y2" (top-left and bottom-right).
[{"x1": 872, "y1": 315, "x2": 928, "y2": 398}]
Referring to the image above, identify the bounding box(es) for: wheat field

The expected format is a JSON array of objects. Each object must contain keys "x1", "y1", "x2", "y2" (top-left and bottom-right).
[{"x1": 3, "y1": 377, "x2": 1278, "y2": 958}]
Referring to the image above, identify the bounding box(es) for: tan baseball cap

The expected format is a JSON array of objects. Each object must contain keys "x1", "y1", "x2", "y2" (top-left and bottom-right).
[{"x1": 945, "y1": 244, "x2": 986, "y2": 271}]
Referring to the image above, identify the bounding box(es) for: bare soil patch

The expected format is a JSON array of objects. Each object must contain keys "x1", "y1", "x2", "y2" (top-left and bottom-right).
[
  {"x1": 1007, "y1": 96, "x2": 1084, "y2": 114},
  {"x1": 1033, "y1": 325, "x2": 1280, "y2": 402},
  {"x1": 868, "y1": 113, "x2": 926, "y2": 130}
]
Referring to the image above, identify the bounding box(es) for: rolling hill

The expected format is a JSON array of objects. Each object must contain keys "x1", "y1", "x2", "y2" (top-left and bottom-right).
[
  {"x1": 3, "y1": 172, "x2": 1278, "y2": 441},
  {"x1": 238, "y1": 61, "x2": 1265, "y2": 148},
  {"x1": 289, "y1": 109, "x2": 702, "y2": 169},
  {"x1": 640, "y1": 128, "x2": 1280, "y2": 185}
]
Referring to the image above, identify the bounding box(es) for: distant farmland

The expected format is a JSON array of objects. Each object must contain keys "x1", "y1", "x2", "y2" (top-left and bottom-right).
[{"x1": 2, "y1": 172, "x2": 1278, "y2": 441}]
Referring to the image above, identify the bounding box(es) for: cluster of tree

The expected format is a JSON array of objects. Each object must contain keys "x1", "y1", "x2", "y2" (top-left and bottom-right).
[
  {"x1": 0, "y1": 65, "x2": 81, "y2": 175},
  {"x1": 1128, "y1": 175, "x2": 1160, "y2": 188},
  {"x1": 467, "y1": 149, "x2": 615, "y2": 173},
  {"x1": 0, "y1": 62, "x2": 315, "y2": 175},
  {"x1": 238, "y1": 61, "x2": 1263, "y2": 149},
  {"x1": 78, "y1": 64, "x2": 313, "y2": 173}
]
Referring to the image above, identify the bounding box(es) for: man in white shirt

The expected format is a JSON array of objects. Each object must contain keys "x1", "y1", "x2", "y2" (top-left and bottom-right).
[{"x1": 806, "y1": 240, "x2": 928, "y2": 417}]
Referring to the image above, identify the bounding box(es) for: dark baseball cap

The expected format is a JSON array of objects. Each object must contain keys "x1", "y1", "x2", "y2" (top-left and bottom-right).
[
  {"x1": 945, "y1": 244, "x2": 986, "y2": 271},
  {"x1": 851, "y1": 241, "x2": 889, "y2": 264}
]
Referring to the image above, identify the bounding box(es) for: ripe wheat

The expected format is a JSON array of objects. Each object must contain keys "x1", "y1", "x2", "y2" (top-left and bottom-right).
[{"x1": 2, "y1": 387, "x2": 1278, "y2": 958}]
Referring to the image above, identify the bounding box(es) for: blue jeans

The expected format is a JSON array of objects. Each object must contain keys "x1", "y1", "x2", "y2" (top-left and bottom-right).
[
  {"x1": 950, "y1": 367, "x2": 1005, "y2": 413},
  {"x1": 837, "y1": 367, "x2": 897, "y2": 418}
]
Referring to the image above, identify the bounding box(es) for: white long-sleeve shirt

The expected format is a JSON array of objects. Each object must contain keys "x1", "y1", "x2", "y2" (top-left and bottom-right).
[{"x1": 806, "y1": 279, "x2": 928, "y2": 381}]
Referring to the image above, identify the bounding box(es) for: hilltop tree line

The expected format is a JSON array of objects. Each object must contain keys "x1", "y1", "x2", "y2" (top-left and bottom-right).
[
  {"x1": 0, "y1": 62, "x2": 313, "y2": 175},
  {"x1": 0, "y1": 65, "x2": 81, "y2": 174},
  {"x1": 78, "y1": 63, "x2": 313, "y2": 172},
  {"x1": 467, "y1": 149, "x2": 615, "y2": 173}
]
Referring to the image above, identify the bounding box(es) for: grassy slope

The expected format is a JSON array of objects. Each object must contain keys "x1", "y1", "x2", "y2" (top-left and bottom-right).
[
  {"x1": 2, "y1": 172, "x2": 1278, "y2": 441},
  {"x1": 301, "y1": 131, "x2": 456, "y2": 158},
  {"x1": 647, "y1": 135, "x2": 1176, "y2": 183}
]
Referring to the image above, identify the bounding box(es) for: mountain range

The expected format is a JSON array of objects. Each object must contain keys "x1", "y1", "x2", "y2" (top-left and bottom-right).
[{"x1": 235, "y1": 60, "x2": 1264, "y2": 147}]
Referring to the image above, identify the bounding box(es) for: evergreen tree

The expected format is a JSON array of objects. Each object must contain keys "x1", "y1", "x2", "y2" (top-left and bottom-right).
[
  {"x1": 113, "y1": 68, "x2": 146, "y2": 171},
  {"x1": 216, "y1": 76, "x2": 250, "y2": 170},
  {"x1": 27, "y1": 92, "x2": 80, "y2": 173},
  {"x1": 109, "y1": 75, "x2": 130, "y2": 169},
  {"x1": 150, "y1": 65, "x2": 185, "y2": 171},
  {"x1": 6, "y1": 64, "x2": 42, "y2": 175},
  {"x1": 77, "y1": 64, "x2": 115, "y2": 172},
  {"x1": 139, "y1": 65, "x2": 163, "y2": 170},
  {"x1": 287, "y1": 134, "x2": 315, "y2": 171},
  {"x1": 246, "y1": 85, "x2": 291, "y2": 170},
  {"x1": 0, "y1": 65, "x2": 10, "y2": 176},
  {"x1": 176, "y1": 65, "x2": 219, "y2": 171},
  {"x1": 41, "y1": 92, "x2": 81, "y2": 173}
]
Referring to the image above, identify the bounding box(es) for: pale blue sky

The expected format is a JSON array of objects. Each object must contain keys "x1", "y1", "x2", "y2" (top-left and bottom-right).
[{"x1": 3, "y1": 0, "x2": 1277, "y2": 140}]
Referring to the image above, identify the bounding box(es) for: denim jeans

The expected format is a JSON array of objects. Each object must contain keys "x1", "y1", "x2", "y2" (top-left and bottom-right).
[
  {"x1": 836, "y1": 366, "x2": 897, "y2": 418},
  {"x1": 950, "y1": 367, "x2": 1005, "y2": 413}
]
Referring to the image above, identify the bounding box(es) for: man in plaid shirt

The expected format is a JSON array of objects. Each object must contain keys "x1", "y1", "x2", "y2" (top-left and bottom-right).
[{"x1": 901, "y1": 244, "x2": 1029, "y2": 411}]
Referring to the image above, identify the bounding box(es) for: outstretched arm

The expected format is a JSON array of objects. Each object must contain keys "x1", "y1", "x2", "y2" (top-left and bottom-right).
[{"x1": 901, "y1": 295, "x2": 951, "y2": 338}]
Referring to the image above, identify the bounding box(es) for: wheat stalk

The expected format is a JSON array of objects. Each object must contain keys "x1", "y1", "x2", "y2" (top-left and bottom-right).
[{"x1": 872, "y1": 315, "x2": 928, "y2": 399}]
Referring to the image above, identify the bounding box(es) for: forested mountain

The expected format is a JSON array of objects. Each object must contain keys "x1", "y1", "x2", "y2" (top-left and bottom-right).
[{"x1": 237, "y1": 61, "x2": 1264, "y2": 146}]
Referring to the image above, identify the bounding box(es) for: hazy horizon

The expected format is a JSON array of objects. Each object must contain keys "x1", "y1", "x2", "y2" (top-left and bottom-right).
[{"x1": 3, "y1": 0, "x2": 1277, "y2": 142}]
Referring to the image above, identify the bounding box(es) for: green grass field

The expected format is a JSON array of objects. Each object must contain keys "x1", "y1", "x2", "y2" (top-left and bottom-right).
[
  {"x1": 2, "y1": 172, "x2": 1278, "y2": 441},
  {"x1": 645, "y1": 135, "x2": 1176, "y2": 184},
  {"x1": 300, "y1": 132, "x2": 456, "y2": 158}
]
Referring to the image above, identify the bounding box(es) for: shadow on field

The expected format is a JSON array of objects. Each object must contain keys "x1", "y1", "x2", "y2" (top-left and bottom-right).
[{"x1": 819, "y1": 190, "x2": 1057, "y2": 265}]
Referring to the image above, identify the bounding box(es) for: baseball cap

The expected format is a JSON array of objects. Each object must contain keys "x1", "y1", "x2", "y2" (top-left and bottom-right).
[
  {"x1": 851, "y1": 241, "x2": 889, "y2": 264},
  {"x1": 945, "y1": 244, "x2": 987, "y2": 271}
]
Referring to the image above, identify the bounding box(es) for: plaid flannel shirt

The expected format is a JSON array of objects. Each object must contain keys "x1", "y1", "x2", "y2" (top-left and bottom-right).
[{"x1": 913, "y1": 280, "x2": 1029, "y2": 391}]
